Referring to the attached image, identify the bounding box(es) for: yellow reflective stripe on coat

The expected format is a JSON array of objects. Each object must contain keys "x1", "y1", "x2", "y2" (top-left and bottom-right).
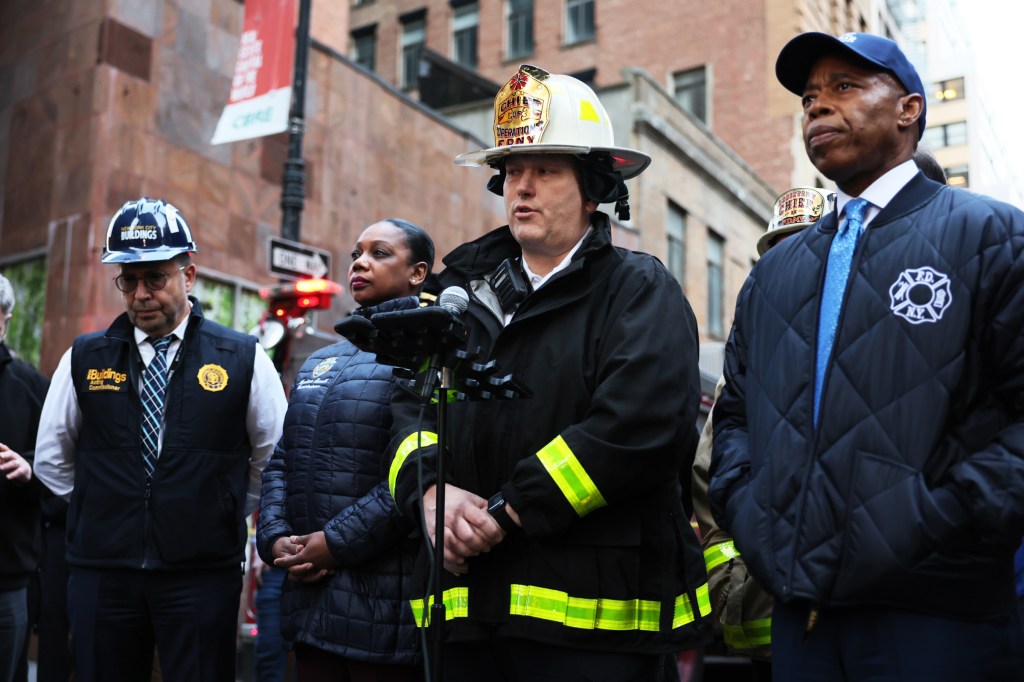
[
  {"x1": 722, "y1": 617, "x2": 772, "y2": 649},
  {"x1": 672, "y1": 583, "x2": 711, "y2": 629},
  {"x1": 703, "y1": 539, "x2": 741, "y2": 572},
  {"x1": 388, "y1": 431, "x2": 438, "y2": 499},
  {"x1": 535, "y1": 435, "x2": 606, "y2": 517},
  {"x1": 510, "y1": 584, "x2": 659, "y2": 631},
  {"x1": 408, "y1": 587, "x2": 469, "y2": 627},
  {"x1": 510, "y1": 583, "x2": 709, "y2": 631}
]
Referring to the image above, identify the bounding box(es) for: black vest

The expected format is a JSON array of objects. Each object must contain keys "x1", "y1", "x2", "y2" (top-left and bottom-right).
[{"x1": 68, "y1": 304, "x2": 255, "y2": 570}]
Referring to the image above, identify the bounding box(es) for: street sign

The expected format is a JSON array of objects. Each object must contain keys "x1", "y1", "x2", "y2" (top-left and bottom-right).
[{"x1": 268, "y1": 236, "x2": 331, "y2": 281}]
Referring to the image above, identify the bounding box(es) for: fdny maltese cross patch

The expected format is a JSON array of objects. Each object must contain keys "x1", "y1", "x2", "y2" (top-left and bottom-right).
[
  {"x1": 311, "y1": 357, "x2": 337, "y2": 378},
  {"x1": 197, "y1": 364, "x2": 229, "y2": 392},
  {"x1": 888, "y1": 266, "x2": 952, "y2": 325}
]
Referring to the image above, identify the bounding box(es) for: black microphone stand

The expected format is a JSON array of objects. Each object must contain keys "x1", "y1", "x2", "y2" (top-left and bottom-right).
[
  {"x1": 430, "y1": 363, "x2": 451, "y2": 682},
  {"x1": 334, "y1": 308, "x2": 530, "y2": 682}
]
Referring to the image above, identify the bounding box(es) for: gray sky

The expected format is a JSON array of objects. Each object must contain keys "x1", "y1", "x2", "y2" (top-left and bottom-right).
[{"x1": 963, "y1": 0, "x2": 1024, "y2": 199}]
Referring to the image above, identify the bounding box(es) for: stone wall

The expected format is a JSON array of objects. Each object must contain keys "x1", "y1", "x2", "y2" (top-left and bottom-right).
[{"x1": 0, "y1": 0, "x2": 503, "y2": 373}]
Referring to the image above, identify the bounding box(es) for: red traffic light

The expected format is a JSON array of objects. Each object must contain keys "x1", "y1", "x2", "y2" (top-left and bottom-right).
[{"x1": 261, "y1": 279, "x2": 343, "y2": 318}]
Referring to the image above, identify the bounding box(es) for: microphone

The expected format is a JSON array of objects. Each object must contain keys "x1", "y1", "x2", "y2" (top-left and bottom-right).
[{"x1": 420, "y1": 287, "x2": 469, "y2": 398}]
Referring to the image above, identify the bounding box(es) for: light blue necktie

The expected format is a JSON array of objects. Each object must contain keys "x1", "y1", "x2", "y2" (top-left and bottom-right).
[
  {"x1": 814, "y1": 198, "x2": 869, "y2": 425},
  {"x1": 140, "y1": 335, "x2": 174, "y2": 480}
]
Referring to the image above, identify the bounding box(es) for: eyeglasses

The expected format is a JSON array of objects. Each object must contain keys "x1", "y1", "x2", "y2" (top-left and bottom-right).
[{"x1": 113, "y1": 266, "x2": 186, "y2": 293}]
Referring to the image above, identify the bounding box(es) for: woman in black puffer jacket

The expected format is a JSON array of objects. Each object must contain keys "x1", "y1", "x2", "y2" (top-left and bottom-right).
[{"x1": 257, "y1": 219, "x2": 433, "y2": 681}]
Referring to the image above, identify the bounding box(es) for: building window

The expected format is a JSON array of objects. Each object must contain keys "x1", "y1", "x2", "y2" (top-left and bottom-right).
[
  {"x1": 507, "y1": 0, "x2": 534, "y2": 59},
  {"x1": 707, "y1": 230, "x2": 725, "y2": 338},
  {"x1": 931, "y1": 77, "x2": 965, "y2": 102},
  {"x1": 673, "y1": 66, "x2": 708, "y2": 124},
  {"x1": 565, "y1": 0, "x2": 595, "y2": 45},
  {"x1": 667, "y1": 202, "x2": 687, "y2": 291},
  {"x1": 400, "y1": 15, "x2": 427, "y2": 90},
  {"x1": 0, "y1": 257, "x2": 47, "y2": 368},
  {"x1": 923, "y1": 121, "x2": 967, "y2": 149},
  {"x1": 944, "y1": 165, "x2": 969, "y2": 188},
  {"x1": 350, "y1": 25, "x2": 377, "y2": 72},
  {"x1": 452, "y1": 3, "x2": 479, "y2": 69}
]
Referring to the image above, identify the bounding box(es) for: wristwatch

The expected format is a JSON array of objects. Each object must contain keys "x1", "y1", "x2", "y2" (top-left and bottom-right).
[{"x1": 487, "y1": 492, "x2": 518, "y2": 533}]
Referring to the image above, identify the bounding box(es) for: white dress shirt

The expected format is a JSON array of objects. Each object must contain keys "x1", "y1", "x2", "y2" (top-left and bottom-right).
[
  {"x1": 835, "y1": 159, "x2": 919, "y2": 229},
  {"x1": 503, "y1": 227, "x2": 593, "y2": 326},
  {"x1": 34, "y1": 310, "x2": 286, "y2": 515}
]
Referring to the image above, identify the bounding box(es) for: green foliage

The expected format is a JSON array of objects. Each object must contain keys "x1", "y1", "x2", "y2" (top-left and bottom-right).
[
  {"x1": 192, "y1": 277, "x2": 265, "y2": 333},
  {"x1": 193, "y1": 277, "x2": 236, "y2": 327}
]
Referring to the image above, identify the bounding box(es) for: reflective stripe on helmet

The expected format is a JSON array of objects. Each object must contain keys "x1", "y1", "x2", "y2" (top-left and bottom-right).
[
  {"x1": 408, "y1": 587, "x2": 469, "y2": 627},
  {"x1": 535, "y1": 435, "x2": 606, "y2": 517},
  {"x1": 388, "y1": 431, "x2": 438, "y2": 500},
  {"x1": 722, "y1": 617, "x2": 772, "y2": 649},
  {"x1": 703, "y1": 539, "x2": 741, "y2": 572}
]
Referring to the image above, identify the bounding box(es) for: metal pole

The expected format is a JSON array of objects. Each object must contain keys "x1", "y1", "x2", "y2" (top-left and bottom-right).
[
  {"x1": 281, "y1": 0, "x2": 312, "y2": 243},
  {"x1": 431, "y1": 367, "x2": 452, "y2": 682}
]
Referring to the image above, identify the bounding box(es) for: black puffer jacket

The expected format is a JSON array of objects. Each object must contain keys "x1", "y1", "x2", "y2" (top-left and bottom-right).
[
  {"x1": 0, "y1": 343, "x2": 49, "y2": 591},
  {"x1": 388, "y1": 215, "x2": 711, "y2": 654},
  {"x1": 711, "y1": 174, "x2": 1024, "y2": 619},
  {"x1": 257, "y1": 296, "x2": 420, "y2": 664}
]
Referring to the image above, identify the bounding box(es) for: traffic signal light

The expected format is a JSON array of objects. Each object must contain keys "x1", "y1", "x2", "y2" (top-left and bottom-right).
[{"x1": 260, "y1": 278, "x2": 344, "y2": 320}]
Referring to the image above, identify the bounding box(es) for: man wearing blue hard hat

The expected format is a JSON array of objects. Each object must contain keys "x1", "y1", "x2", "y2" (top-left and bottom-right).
[
  {"x1": 710, "y1": 32, "x2": 1024, "y2": 679},
  {"x1": 34, "y1": 198, "x2": 287, "y2": 682}
]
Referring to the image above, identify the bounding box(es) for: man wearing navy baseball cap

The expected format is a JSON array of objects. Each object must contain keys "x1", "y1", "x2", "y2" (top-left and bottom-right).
[{"x1": 710, "y1": 32, "x2": 1024, "y2": 680}]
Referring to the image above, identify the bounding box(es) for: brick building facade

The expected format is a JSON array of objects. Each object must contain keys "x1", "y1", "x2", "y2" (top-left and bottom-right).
[
  {"x1": 0, "y1": 0, "x2": 503, "y2": 374},
  {"x1": 350, "y1": 0, "x2": 875, "y2": 194}
]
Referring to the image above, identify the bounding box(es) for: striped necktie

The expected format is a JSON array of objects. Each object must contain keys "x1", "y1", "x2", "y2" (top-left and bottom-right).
[
  {"x1": 814, "y1": 198, "x2": 870, "y2": 426},
  {"x1": 140, "y1": 335, "x2": 174, "y2": 480}
]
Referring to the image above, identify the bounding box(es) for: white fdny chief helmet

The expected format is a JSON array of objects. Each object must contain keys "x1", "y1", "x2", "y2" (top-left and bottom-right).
[
  {"x1": 457, "y1": 65, "x2": 650, "y2": 220},
  {"x1": 455, "y1": 64, "x2": 651, "y2": 179}
]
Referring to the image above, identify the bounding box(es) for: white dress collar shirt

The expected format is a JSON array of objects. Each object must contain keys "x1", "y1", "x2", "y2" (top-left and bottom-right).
[
  {"x1": 134, "y1": 312, "x2": 190, "y2": 371},
  {"x1": 503, "y1": 227, "x2": 593, "y2": 326},
  {"x1": 835, "y1": 159, "x2": 918, "y2": 227}
]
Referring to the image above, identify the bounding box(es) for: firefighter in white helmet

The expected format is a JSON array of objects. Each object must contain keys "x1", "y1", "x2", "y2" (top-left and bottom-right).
[
  {"x1": 386, "y1": 65, "x2": 711, "y2": 680},
  {"x1": 33, "y1": 198, "x2": 287, "y2": 682}
]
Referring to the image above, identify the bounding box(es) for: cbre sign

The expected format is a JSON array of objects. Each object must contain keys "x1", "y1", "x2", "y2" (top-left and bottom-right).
[{"x1": 268, "y1": 237, "x2": 331, "y2": 281}]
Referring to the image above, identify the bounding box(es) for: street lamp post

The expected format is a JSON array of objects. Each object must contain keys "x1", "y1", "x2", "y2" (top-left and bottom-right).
[{"x1": 281, "y1": 0, "x2": 312, "y2": 243}]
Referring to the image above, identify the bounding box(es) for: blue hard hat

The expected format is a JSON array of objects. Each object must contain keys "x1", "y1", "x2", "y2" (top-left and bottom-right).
[{"x1": 102, "y1": 197, "x2": 198, "y2": 264}]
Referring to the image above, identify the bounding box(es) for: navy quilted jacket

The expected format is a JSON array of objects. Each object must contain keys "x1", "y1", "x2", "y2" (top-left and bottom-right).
[
  {"x1": 711, "y1": 173, "x2": 1024, "y2": 619},
  {"x1": 257, "y1": 297, "x2": 420, "y2": 663}
]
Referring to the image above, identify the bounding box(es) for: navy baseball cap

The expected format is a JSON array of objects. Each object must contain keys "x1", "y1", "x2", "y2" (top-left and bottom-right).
[{"x1": 776, "y1": 32, "x2": 926, "y2": 138}]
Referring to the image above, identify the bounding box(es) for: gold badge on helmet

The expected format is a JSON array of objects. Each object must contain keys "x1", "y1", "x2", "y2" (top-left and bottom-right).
[
  {"x1": 758, "y1": 187, "x2": 834, "y2": 256},
  {"x1": 197, "y1": 363, "x2": 229, "y2": 392},
  {"x1": 494, "y1": 65, "x2": 552, "y2": 148},
  {"x1": 774, "y1": 188, "x2": 827, "y2": 229}
]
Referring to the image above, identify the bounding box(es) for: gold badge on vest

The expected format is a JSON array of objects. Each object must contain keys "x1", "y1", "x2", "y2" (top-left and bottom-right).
[{"x1": 197, "y1": 363, "x2": 229, "y2": 392}]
